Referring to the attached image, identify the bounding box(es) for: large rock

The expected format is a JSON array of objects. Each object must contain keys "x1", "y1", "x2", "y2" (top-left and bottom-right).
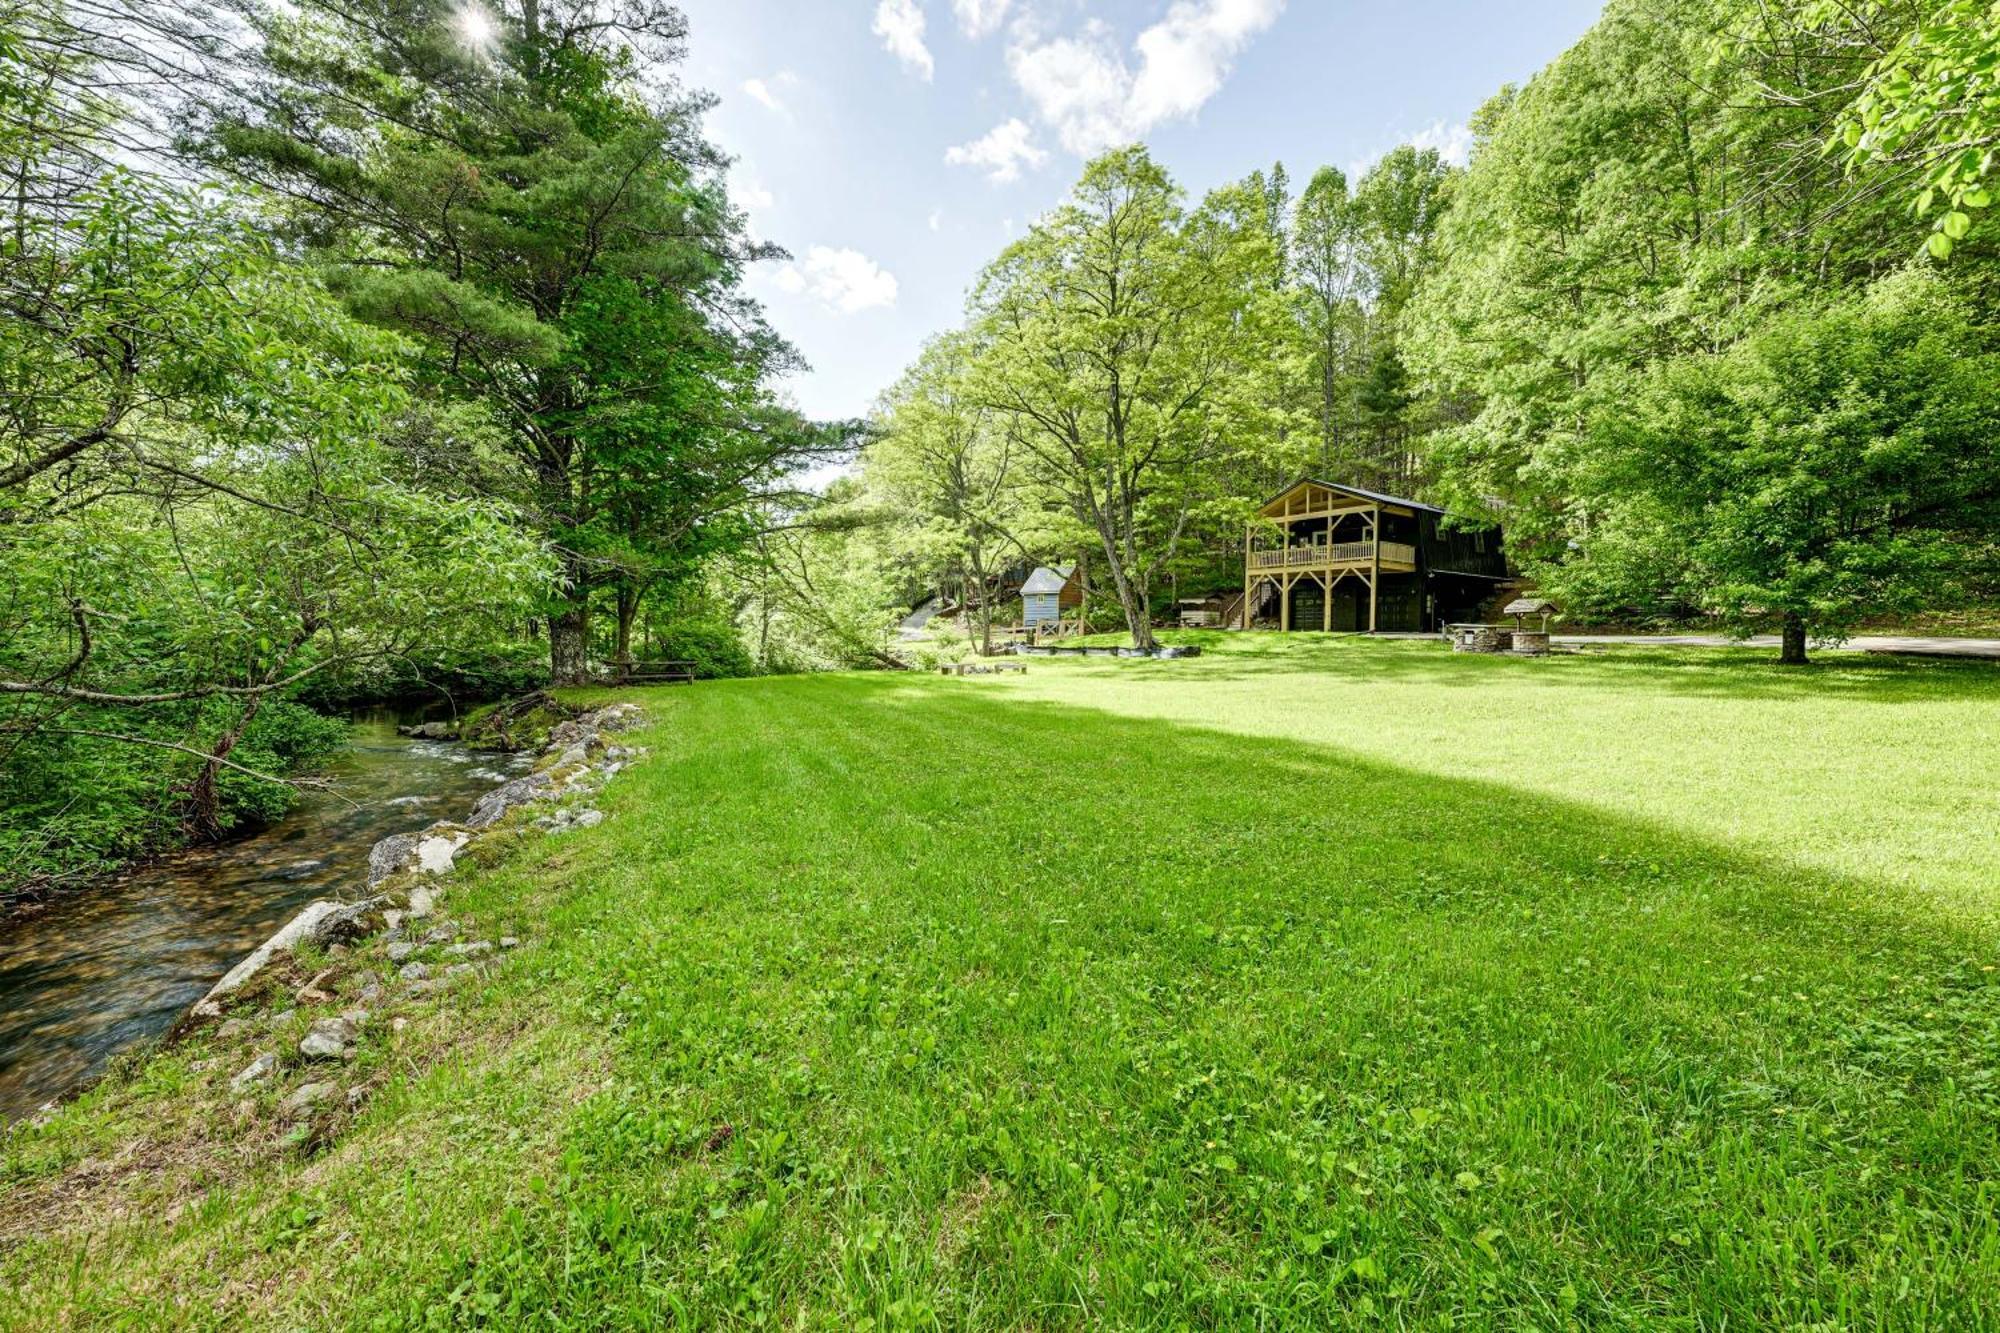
[
  {"x1": 299, "y1": 1015, "x2": 360, "y2": 1061},
  {"x1": 466, "y1": 771, "x2": 553, "y2": 829},
  {"x1": 280, "y1": 1081, "x2": 335, "y2": 1117},
  {"x1": 230, "y1": 1053, "x2": 278, "y2": 1089},
  {"x1": 193, "y1": 900, "x2": 349, "y2": 1018},
  {"x1": 396, "y1": 721, "x2": 458, "y2": 740},
  {"x1": 367, "y1": 831, "x2": 423, "y2": 887},
  {"x1": 414, "y1": 831, "x2": 469, "y2": 874}
]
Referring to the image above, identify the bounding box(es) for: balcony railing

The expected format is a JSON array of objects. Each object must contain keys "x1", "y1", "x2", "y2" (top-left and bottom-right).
[{"x1": 1248, "y1": 541, "x2": 1415, "y2": 571}]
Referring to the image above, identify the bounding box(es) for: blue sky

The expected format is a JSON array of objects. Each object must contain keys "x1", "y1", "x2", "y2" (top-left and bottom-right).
[{"x1": 680, "y1": 1, "x2": 1605, "y2": 422}]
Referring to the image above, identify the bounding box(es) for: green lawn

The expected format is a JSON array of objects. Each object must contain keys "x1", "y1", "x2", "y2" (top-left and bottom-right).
[{"x1": 7, "y1": 635, "x2": 2000, "y2": 1328}]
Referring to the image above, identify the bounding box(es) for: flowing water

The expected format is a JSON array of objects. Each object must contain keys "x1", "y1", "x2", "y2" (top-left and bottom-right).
[{"x1": 0, "y1": 710, "x2": 530, "y2": 1124}]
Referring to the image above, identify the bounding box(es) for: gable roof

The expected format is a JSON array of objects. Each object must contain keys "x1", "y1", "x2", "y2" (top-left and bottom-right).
[
  {"x1": 1020, "y1": 564, "x2": 1076, "y2": 595},
  {"x1": 1258, "y1": 477, "x2": 1446, "y2": 518}
]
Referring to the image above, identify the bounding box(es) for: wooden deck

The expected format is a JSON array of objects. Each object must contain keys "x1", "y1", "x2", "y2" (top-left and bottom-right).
[{"x1": 1247, "y1": 540, "x2": 1416, "y2": 572}]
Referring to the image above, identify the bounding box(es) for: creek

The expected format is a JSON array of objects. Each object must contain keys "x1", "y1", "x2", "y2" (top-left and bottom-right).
[{"x1": 0, "y1": 709, "x2": 528, "y2": 1124}]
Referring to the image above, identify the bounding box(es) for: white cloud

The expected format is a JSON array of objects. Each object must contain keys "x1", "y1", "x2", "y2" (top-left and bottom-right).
[
  {"x1": 1410, "y1": 119, "x2": 1474, "y2": 167},
  {"x1": 944, "y1": 117, "x2": 1048, "y2": 183},
  {"x1": 928, "y1": 207, "x2": 944, "y2": 232},
  {"x1": 772, "y1": 246, "x2": 900, "y2": 313},
  {"x1": 738, "y1": 180, "x2": 775, "y2": 211},
  {"x1": 873, "y1": 0, "x2": 934, "y2": 81},
  {"x1": 953, "y1": 0, "x2": 1012, "y2": 39},
  {"x1": 1007, "y1": 0, "x2": 1284, "y2": 156},
  {"x1": 742, "y1": 75, "x2": 790, "y2": 115}
]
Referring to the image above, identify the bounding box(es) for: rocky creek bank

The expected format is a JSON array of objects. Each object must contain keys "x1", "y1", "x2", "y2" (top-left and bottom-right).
[{"x1": 18, "y1": 702, "x2": 646, "y2": 1143}]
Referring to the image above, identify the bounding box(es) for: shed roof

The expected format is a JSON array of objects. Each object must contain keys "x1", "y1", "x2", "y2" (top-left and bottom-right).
[{"x1": 1020, "y1": 564, "x2": 1076, "y2": 595}]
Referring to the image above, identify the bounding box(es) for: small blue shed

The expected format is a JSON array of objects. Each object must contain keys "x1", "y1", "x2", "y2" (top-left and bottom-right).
[{"x1": 1020, "y1": 565, "x2": 1081, "y2": 629}]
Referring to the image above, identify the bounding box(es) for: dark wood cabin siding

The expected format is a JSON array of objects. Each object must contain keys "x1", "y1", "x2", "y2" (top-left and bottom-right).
[{"x1": 1418, "y1": 515, "x2": 1508, "y2": 579}]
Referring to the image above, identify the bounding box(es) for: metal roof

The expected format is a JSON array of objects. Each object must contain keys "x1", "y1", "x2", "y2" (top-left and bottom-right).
[
  {"x1": 1020, "y1": 564, "x2": 1076, "y2": 595},
  {"x1": 1260, "y1": 478, "x2": 1447, "y2": 516}
]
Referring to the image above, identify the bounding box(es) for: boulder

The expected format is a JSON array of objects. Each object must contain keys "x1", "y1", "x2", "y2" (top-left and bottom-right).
[
  {"x1": 399, "y1": 962, "x2": 430, "y2": 982},
  {"x1": 466, "y1": 772, "x2": 553, "y2": 829},
  {"x1": 299, "y1": 1016, "x2": 359, "y2": 1061},
  {"x1": 230, "y1": 1053, "x2": 278, "y2": 1090},
  {"x1": 367, "y1": 832, "x2": 423, "y2": 887},
  {"x1": 386, "y1": 942, "x2": 415, "y2": 963},
  {"x1": 443, "y1": 940, "x2": 493, "y2": 959},
  {"x1": 280, "y1": 1082, "x2": 335, "y2": 1117},
  {"x1": 414, "y1": 830, "x2": 470, "y2": 875},
  {"x1": 192, "y1": 901, "x2": 342, "y2": 1018}
]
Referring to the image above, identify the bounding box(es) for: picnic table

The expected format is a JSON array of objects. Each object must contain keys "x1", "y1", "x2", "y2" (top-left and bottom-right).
[{"x1": 607, "y1": 659, "x2": 695, "y2": 685}]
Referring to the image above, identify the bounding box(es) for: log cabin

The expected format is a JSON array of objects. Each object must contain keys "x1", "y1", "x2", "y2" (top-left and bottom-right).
[{"x1": 1243, "y1": 479, "x2": 1508, "y2": 633}]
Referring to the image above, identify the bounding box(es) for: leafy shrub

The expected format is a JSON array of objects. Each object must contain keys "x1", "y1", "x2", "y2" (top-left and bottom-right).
[
  {"x1": 645, "y1": 610, "x2": 755, "y2": 679},
  {"x1": 216, "y1": 701, "x2": 352, "y2": 830}
]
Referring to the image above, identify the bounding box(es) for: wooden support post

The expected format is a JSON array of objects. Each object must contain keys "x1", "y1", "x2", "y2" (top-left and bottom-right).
[
  {"x1": 1323, "y1": 514, "x2": 1333, "y2": 632},
  {"x1": 1280, "y1": 572, "x2": 1291, "y2": 631},
  {"x1": 1368, "y1": 504, "x2": 1381, "y2": 633},
  {"x1": 1242, "y1": 521, "x2": 1253, "y2": 630}
]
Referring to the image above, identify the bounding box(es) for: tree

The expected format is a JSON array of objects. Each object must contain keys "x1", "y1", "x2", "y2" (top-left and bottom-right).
[
  {"x1": 1545, "y1": 271, "x2": 2000, "y2": 661},
  {"x1": 1407, "y1": 0, "x2": 1920, "y2": 566},
  {"x1": 200, "y1": 0, "x2": 799, "y2": 683},
  {"x1": 969, "y1": 147, "x2": 1290, "y2": 650},
  {"x1": 1289, "y1": 166, "x2": 1368, "y2": 471},
  {"x1": 870, "y1": 333, "x2": 1029, "y2": 655}
]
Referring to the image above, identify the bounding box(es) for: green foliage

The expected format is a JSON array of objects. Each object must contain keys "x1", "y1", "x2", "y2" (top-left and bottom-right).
[
  {"x1": 0, "y1": 0, "x2": 552, "y2": 885},
  {"x1": 213, "y1": 703, "x2": 353, "y2": 827},
  {"x1": 1825, "y1": 0, "x2": 2000, "y2": 257},
  {"x1": 1546, "y1": 270, "x2": 2000, "y2": 642},
  {"x1": 639, "y1": 587, "x2": 756, "y2": 680},
  {"x1": 1405, "y1": 0, "x2": 1997, "y2": 650}
]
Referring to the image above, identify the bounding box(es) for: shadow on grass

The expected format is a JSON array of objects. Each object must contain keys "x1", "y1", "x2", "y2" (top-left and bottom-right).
[
  {"x1": 520, "y1": 672, "x2": 2000, "y2": 1323},
  {"x1": 1062, "y1": 630, "x2": 2000, "y2": 705}
]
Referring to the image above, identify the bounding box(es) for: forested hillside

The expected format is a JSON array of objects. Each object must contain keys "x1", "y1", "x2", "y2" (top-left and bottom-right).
[{"x1": 770, "y1": 0, "x2": 2000, "y2": 664}]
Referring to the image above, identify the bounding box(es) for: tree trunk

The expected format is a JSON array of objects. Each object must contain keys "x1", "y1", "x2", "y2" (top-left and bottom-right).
[
  {"x1": 549, "y1": 593, "x2": 591, "y2": 685},
  {"x1": 1094, "y1": 528, "x2": 1155, "y2": 651},
  {"x1": 613, "y1": 581, "x2": 642, "y2": 681},
  {"x1": 186, "y1": 694, "x2": 265, "y2": 839},
  {"x1": 1779, "y1": 611, "x2": 1808, "y2": 665}
]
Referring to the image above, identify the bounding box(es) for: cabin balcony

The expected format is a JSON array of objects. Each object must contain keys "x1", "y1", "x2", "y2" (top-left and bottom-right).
[{"x1": 1247, "y1": 540, "x2": 1417, "y2": 573}]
